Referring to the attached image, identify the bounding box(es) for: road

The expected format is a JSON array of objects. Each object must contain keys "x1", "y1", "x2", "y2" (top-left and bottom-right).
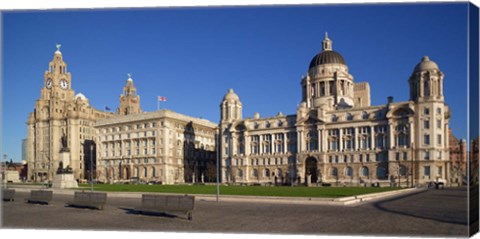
[{"x1": 1, "y1": 187, "x2": 470, "y2": 237}]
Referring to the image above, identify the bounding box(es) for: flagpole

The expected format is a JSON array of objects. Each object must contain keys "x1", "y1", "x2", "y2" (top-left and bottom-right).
[{"x1": 157, "y1": 99, "x2": 160, "y2": 111}]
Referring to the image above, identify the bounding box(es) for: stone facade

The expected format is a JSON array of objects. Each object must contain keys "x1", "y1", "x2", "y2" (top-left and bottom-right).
[
  {"x1": 94, "y1": 110, "x2": 217, "y2": 184},
  {"x1": 219, "y1": 34, "x2": 451, "y2": 187},
  {"x1": 26, "y1": 47, "x2": 114, "y2": 182}
]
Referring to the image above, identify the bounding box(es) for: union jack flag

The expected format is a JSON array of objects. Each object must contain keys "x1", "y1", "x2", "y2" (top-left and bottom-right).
[{"x1": 158, "y1": 96, "x2": 167, "y2": 102}]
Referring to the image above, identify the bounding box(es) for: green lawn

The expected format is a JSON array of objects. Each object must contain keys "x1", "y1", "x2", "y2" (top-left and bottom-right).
[{"x1": 77, "y1": 184, "x2": 399, "y2": 198}]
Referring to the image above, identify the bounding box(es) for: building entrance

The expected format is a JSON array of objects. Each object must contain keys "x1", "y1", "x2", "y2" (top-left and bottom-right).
[{"x1": 305, "y1": 157, "x2": 318, "y2": 183}]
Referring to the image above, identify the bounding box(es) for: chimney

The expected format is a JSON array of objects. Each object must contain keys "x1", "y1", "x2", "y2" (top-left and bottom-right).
[{"x1": 387, "y1": 96, "x2": 393, "y2": 104}]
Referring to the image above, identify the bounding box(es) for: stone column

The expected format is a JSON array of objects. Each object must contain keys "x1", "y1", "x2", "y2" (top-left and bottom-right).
[
  {"x1": 259, "y1": 134, "x2": 264, "y2": 154},
  {"x1": 318, "y1": 129, "x2": 322, "y2": 152},
  {"x1": 370, "y1": 126, "x2": 375, "y2": 150},
  {"x1": 245, "y1": 133, "x2": 250, "y2": 156},
  {"x1": 297, "y1": 131, "x2": 303, "y2": 153},
  {"x1": 419, "y1": 78, "x2": 424, "y2": 97},
  {"x1": 322, "y1": 129, "x2": 328, "y2": 152},
  {"x1": 231, "y1": 132, "x2": 236, "y2": 156},
  {"x1": 270, "y1": 134, "x2": 274, "y2": 154},
  {"x1": 354, "y1": 127, "x2": 359, "y2": 150},
  {"x1": 283, "y1": 133, "x2": 287, "y2": 154},
  {"x1": 338, "y1": 128, "x2": 343, "y2": 151},
  {"x1": 389, "y1": 124, "x2": 394, "y2": 149}
]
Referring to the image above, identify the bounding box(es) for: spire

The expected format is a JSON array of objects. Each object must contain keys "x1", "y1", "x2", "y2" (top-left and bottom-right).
[
  {"x1": 322, "y1": 32, "x2": 332, "y2": 51},
  {"x1": 127, "y1": 73, "x2": 133, "y2": 82}
]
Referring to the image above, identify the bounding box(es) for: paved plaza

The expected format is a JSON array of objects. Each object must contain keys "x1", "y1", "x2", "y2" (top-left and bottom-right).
[{"x1": 1, "y1": 187, "x2": 470, "y2": 237}]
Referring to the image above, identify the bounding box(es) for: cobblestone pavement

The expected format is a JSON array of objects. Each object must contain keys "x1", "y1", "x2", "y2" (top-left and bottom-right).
[{"x1": 1, "y1": 187, "x2": 470, "y2": 237}]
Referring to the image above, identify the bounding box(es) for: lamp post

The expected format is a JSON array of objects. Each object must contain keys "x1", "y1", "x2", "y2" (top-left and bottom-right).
[
  {"x1": 215, "y1": 127, "x2": 220, "y2": 203},
  {"x1": 90, "y1": 143, "x2": 94, "y2": 192}
]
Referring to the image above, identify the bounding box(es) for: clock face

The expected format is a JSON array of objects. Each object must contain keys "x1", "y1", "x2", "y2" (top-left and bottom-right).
[
  {"x1": 60, "y1": 79, "x2": 68, "y2": 90},
  {"x1": 46, "y1": 79, "x2": 53, "y2": 89}
]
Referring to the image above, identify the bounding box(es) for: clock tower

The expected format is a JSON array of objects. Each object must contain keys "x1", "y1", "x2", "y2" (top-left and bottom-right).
[
  {"x1": 117, "y1": 74, "x2": 142, "y2": 115},
  {"x1": 27, "y1": 44, "x2": 114, "y2": 182},
  {"x1": 40, "y1": 44, "x2": 74, "y2": 102}
]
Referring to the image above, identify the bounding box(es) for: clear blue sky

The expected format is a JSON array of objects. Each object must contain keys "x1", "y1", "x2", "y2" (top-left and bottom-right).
[{"x1": 2, "y1": 3, "x2": 470, "y2": 162}]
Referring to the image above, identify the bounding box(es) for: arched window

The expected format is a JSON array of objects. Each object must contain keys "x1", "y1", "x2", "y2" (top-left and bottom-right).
[
  {"x1": 345, "y1": 167, "x2": 353, "y2": 177},
  {"x1": 331, "y1": 167, "x2": 338, "y2": 177},
  {"x1": 424, "y1": 80, "x2": 430, "y2": 96},
  {"x1": 152, "y1": 167, "x2": 156, "y2": 177},
  {"x1": 397, "y1": 132, "x2": 408, "y2": 147},
  {"x1": 252, "y1": 169, "x2": 258, "y2": 177},
  {"x1": 143, "y1": 167, "x2": 147, "y2": 177},
  {"x1": 361, "y1": 167, "x2": 369, "y2": 177},
  {"x1": 265, "y1": 168, "x2": 270, "y2": 177}
]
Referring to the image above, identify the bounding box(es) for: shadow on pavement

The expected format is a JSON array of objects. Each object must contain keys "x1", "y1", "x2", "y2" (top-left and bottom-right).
[
  {"x1": 372, "y1": 189, "x2": 468, "y2": 225},
  {"x1": 118, "y1": 207, "x2": 178, "y2": 219}
]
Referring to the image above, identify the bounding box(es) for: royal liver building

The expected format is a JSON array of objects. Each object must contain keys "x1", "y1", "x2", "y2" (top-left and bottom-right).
[{"x1": 219, "y1": 34, "x2": 451, "y2": 187}]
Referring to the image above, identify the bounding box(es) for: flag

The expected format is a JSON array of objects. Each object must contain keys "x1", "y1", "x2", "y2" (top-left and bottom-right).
[
  {"x1": 158, "y1": 96, "x2": 167, "y2": 102},
  {"x1": 105, "y1": 106, "x2": 111, "y2": 111}
]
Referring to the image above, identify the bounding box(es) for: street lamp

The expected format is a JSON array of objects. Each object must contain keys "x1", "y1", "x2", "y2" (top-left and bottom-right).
[
  {"x1": 215, "y1": 127, "x2": 220, "y2": 203},
  {"x1": 89, "y1": 143, "x2": 94, "y2": 192}
]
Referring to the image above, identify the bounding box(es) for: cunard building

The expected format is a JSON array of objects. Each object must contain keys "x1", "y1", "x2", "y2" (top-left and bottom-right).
[{"x1": 219, "y1": 34, "x2": 452, "y2": 186}]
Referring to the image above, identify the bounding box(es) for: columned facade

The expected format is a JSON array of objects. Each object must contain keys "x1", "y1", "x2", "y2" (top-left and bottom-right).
[{"x1": 219, "y1": 34, "x2": 451, "y2": 186}]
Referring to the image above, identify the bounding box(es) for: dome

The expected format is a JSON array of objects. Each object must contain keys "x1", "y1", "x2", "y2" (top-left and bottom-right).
[
  {"x1": 75, "y1": 93, "x2": 88, "y2": 101},
  {"x1": 308, "y1": 33, "x2": 347, "y2": 69},
  {"x1": 414, "y1": 56, "x2": 439, "y2": 72},
  {"x1": 223, "y1": 89, "x2": 240, "y2": 101},
  {"x1": 309, "y1": 50, "x2": 346, "y2": 69}
]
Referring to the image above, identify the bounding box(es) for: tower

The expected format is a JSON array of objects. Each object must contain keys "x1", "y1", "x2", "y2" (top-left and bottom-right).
[
  {"x1": 409, "y1": 56, "x2": 450, "y2": 182},
  {"x1": 219, "y1": 88, "x2": 243, "y2": 182},
  {"x1": 27, "y1": 44, "x2": 76, "y2": 181},
  {"x1": 27, "y1": 44, "x2": 114, "y2": 182},
  {"x1": 220, "y1": 89, "x2": 243, "y2": 123},
  {"x1": 117, "y1": 74, "x2": 142, "y2": 115}
]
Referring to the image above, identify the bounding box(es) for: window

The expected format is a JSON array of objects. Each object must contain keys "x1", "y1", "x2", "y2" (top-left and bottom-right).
[
  {"x1": 361, "y1": 167, "x2": 369, "y2": 177},
  {"x1": 437, "y1": 119, "x2": 442, "y2": 129},
  {"x1": 437, "y1": 134, "x2": 442, "y2": 145},
  {"x1": 331, "y1": 167, "x2": 338, "y2": 177},
  {"x1": 437, "y1": 151, "x2": 442, "y2": 159},
  {"x1": 424, "y1": 120, "x2": 430, "y2": 129},
  {"x1": 397, "y1": 133, "x2": 407, "y2": 147},
  {"x1": 395, "y1": 152, "x2": 400, "y2": 161},
  {"x1": 424, "y1": 107, "x2": 430, "y2": 115},
  {"x1": 424, "y1": 166, "x2": 431, "y2": 176},
  {"x1": 424, "y1": 135, "x2": 430, "y2": 145},
  {"x1": 399, "y1": 166, "x2": 407, "y2": 176},
  {"x1": 376, "y1": 135, "x2": 384, "y2": 148},
  {"x1": 424, "y1": 151, "x2": 430, "y2": 160},
  {"x1": 437, "y1": 107, "x2": 441, "y2": 114},
  {"x1": 437, "y1": 166, "x2": 442, "y2": 176},
  {"x1": 345, "y1": 167, "x2": 353, "y2": 177},
  {"x1": 424, "y1": 81, "x2": 430, "y2": 96}
]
